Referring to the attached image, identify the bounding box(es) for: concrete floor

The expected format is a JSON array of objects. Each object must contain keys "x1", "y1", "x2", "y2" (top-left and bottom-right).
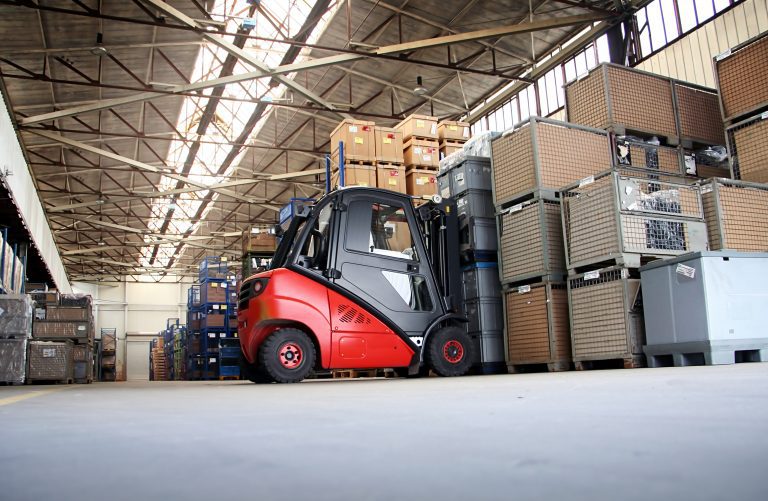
[{"x1": 1, "y1": 364, "x2": 767, "y2": 501}]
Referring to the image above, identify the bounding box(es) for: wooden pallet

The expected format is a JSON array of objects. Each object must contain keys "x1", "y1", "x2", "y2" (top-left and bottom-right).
[
  {"x1": 218, "y1": 376, "x2": 240, "y2": 381},
  {"x1": 574, "y1": 355, "x2": 645, "y2": 370},
  {"x1": 507, "y1": 361, "x2": 571, "y2": 373},
  {"x1": 376, "y1": 161, "x2": 405, "y2": 169},
  {"x1": 332, "y1": 369, "x2": 380, "y2": 379}
]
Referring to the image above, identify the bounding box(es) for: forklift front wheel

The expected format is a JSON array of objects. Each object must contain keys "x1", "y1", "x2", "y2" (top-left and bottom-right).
[
  {"x1": 259, "y1": 328, "x2": 316, "y2": 383},
  {"x1": 426, "y1": 326, "x2": 474, "y2": 377},
  {"x1": 239, "y1": 353, "x2": 274, "y2": 384}
]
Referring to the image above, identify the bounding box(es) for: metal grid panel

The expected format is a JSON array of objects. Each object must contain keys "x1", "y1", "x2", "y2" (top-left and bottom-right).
[
  {"x1": 716, "y1": 32, "x2": 768, "y2": 122},
  {"x1": 506, "y1": 283, "x2": 569, "y2": 364},
  {"x1": 537, "y1": 121, "x2": 612, "y2": 189},
  {"x1": 491, "y1": 126, "x2": 534, "y2": 204},
  {"x1": 565, "y1": 66, "x2": 609, "y2": 130},
  {"x1": 499, "y1": 199, "x2": 564, "y2": 283},
  {"x1": 728, "y1": 116, "x2": 768, "y2": 183},
  {"x1": 619, "y1": 141, "x2": 682, "y2": 174},
  {"x1": 701, "y1": 189, "x2": 722, "y2": 250},
  {"x1": 27, "y1": 340, "x2": 72, "y2": 381},
  {"x1": 568, "y1": 269, "x2": 643, "y2": 359},
  {"x1": 562, "y1": 175, "x2": 620, "y2": 266},
  {"x1": 674, "y1": 84, "x2": 724, "y2": 145},
  {"x1": 606, "y1": 65, "x2": 677, "y2": 139},
  {"x1": 705, "y1": 180, "x2": 768, "y2": 251},
  {"x1": 619, "y1": 214, "x2": 699, "y2": 254}
]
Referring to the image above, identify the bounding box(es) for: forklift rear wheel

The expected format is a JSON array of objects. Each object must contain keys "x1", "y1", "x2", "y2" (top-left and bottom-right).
[
  {"x1": 426, "y1": 326, "x2": 473, "y2": 377},
  {"x1": 239, "y1": 353, "x2": 274, "y2": 384},
  {"x1": 259, "y1": 328, "x2": 316, "y2": 383}
]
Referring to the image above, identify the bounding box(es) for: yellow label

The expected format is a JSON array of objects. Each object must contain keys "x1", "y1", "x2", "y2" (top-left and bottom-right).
[
  {"x1": 383, "y1": 138, "x2": 392, "y2": 144},
  {"x1": 388, "y1": 179, "x2": 397, "y2": 185},
  {"x1": 449, "y1": 125, "x2": 458, "y2": 131},
  {"x1": 354, "y1": 137, "x2": 364, "y2": 144},
  {"x1": 416, "y1": 177, "x2": 426, "y2": 185},
  {"x1": 359, "y1": 182, "x2": 369, "y2": 187},
  {"x1": 416, "y1": 120, "x2": 425, "y2": 128}
]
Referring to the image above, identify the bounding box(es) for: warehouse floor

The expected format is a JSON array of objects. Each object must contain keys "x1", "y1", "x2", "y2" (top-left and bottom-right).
[{"x1": 1, "y1": 364, "x2": 766, "y2": 501}]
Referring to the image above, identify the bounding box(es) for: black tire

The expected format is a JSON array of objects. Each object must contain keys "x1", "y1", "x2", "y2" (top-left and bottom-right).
[
  {"x1": 239, "y1": 353, "x2": 274, "y2": 384},
  {"x1": 258, "y1": 328, "x2": 316, "y2": 383},
  {"x1": 425, "y1": 326, "x2": 474, "y2": 377}
]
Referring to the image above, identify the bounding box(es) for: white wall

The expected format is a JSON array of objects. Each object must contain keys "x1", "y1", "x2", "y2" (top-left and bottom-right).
[
  {"x1": 73, "y1": 276, "x2": 195, "y2": 380},
  {"x1": 636, "y1": 0, "x2": 768, "y2": 88}
]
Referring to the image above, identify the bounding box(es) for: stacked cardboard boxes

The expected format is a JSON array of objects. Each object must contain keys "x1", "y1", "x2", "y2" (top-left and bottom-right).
[{"x1": 0, "y1": 294, "x2": 33, "y2": 384}]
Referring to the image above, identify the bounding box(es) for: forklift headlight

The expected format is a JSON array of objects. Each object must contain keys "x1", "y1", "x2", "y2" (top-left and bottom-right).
[{"x1": 238, "y1": 278, "x2": 269, "y2": 310}]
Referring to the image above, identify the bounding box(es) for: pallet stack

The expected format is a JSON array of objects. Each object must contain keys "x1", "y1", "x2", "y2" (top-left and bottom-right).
[
  {"x1": 0, "y1": 294, "x2": 33, "y2": 384},
  {"x1": 100, "y1": 328, "x2": 116, "y2": 381},
  {"x1": 714, "y1": 31, "x2": 768, "y2": 183},
  {"x1": 241, "y1": 224, "x2": 277, "y2": 279},
  {"x1": 439, "y1": 132, "x2": 505, "y2": 370},
  {"x1": 438, "y1": 120, "x2": 470, "y2": 160},
  {"x1": 29, "y1": 293, "x2": 95, "y2": 383},
  {"x1": 186, "y1": 257, "x2": 240, "y2": 380}
]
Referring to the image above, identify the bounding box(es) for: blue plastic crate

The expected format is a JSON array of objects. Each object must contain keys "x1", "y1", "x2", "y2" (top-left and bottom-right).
[
  {"x1": 199, "y1": 256, "x2": 229, "y2": 281},
  {"x1": 219, "y1": 347, "x2": 241, "y2": 358},
  {"x1": 218, "y1": 365, "x2": 240, "y2": 378}
]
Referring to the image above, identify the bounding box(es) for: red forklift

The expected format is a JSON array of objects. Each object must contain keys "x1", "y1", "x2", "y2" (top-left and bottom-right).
[{"x1": 237, "y1": 187, "x2": 473, "y2": 383}]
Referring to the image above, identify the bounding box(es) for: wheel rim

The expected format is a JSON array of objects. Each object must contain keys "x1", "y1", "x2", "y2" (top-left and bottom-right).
[
  {"x1": 443, "y1": 340, "x2": 464, "y2": 364},
  {"x1": 278, "y1": 342, "x2": 303, "y2": 369}
]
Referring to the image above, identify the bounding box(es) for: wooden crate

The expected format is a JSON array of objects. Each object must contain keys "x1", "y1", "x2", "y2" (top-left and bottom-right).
[
  {"x1": 395, "y1": 114, "x2": 438, "y2": 141},
  {"x1": 405, "y1": 169, "x2": 438, "y2": 198},
  {"x1": 403, "y1": 137, "x2": 439, "y2": 169},
  {"x1": 330, "y1": 119, "x2": 376, "y2": 162}
]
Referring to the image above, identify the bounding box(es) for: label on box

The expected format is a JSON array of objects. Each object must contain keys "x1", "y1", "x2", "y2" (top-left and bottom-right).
[
  {"x1": 676, "y1": 263, "x2": 696, "y2": 278},
  {"x1": 454, "y1": 172, "x2": 465, "y2": 185},
  {"x1": 463, "y1": 128, "x2": 470, "y2": 138},
  {"x1": 209, "y1": 358, "x2": 216, "y2": 364},
  {"x1": 383, "y1": 137, "x2": 392, "y2": 144},
  {"x1": 388, "y1": 179, "x2": 397, "y2": 186},
  {"x1": 584, "y1": 270, "x2": 600, "y2": 281},
  {"x1": 431, "y1": 123, "x2": 437, "y2": 135},
  {"x1": 761, "y1": 111, "x2": 768, "y2": 120},
  {"x1": 701, "y1": 184, "x2": 712, "y2": 194},
  {"x1": 209, "y1": 333, "x2": 216, "y2": 338},
  {"x1": 77, "y1": 325, "x2": 86, "y2": 331},
  {"x1": 213, "y1": 305, "x2": 220, "y2": 310},
  {"x1": 354, "y1": 137, "x2": 364, "y2": 144},
  {"x1": 414, "y1": 147, "x2": 423, "y2": 154},
  {"x1": 359, "y1": 182, "x2": 369, "y2": 187},
  {"x1": 389, "y1": 170, "x2": 399, "y2": 176},
  {"x1": 221, "y1": 305, "x2": 227, "y2": 310},
  {"x1": 457, "y1": 198, "x2": 467, "y2": 207},
  {"x1": 416, "y1": 177, "x2": 427, "y2": 185},
  {"x1": 423, "y1": 155, "x2": 432, "y2": 162},
  {"x1": 449, "y1": 125, "x2": 458, "y2": 131},
  {"x1": 416, "y1": 120, "x2": 425, "y2": 128},
  {"x1": 42, "y1": 348, "x2": 56, "y2": 358},
  {"x1": 349, "y1": 125, "x2": 358, "y2": 133},
  {"x1": 362, "y1": 126, "x2": 371, "y2": 132},
  {"x1": 684, "y1": 154, "x2": 697, "y2": 175},
  {"x1": 510, "y1": 204, "x2": 523, "y2": 213},
  {"x1": 251, "y1": 227, "x2": 261, "y2": 234},
  {"x1": 578, "y1": 176, "x2": 594, "y2": 187},
  {"x1": 211, "y1": 282, "x2": 218, "y2": 288},
  {"x1": 518, "y1": 285, "x2": 531, "y2": 294}
]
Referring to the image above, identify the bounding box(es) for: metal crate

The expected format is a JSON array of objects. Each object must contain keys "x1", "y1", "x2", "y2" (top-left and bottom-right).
[
  {"x1": 0, "y1": 338, "x2": 27, "y2": 383},
  {"x1": 561, "y1": 170, "x2": 708, "y2": 270},
  {"x1": 714, "y1": 31, "x2": 768, "y2": 123},
  {"x1": 566, "y1": 63, "x2": 678, "y2": 141},
  {"x1": 462, "y1": 263, "x2": 501, "y2": 301},
  {"x1": 505, "y1": 282, "x2": 570, "y2": 367},
  {"x1": 498, "y1": 197, "x2": 565, "y2": 284},
  {"x1": 672, "y1": 82, "x2": 724, "y2": 146},
  {"x1": 614, "y1": 137, "x2": 683, "y2": 175},
  {"x1": 726, "y1": 113, "x2": 768, "y2": 183},
  {"x1": 700, "y1": 178, "x2": 768, "y2": 252},
  {"x1": 491, "y1": 116, "x2": 612, "y2": 206},
  {"x1": 568, "y1": 267, "x2": 645, "y2": 363},
  {"x1": 32, "y1": 320, "x2": 93, "y2": 340},
  {"x1": 456, "y1": 190, "x2": 494, "y2": 219},
  {"x1": 0, "y1": 294, "x2": 33, "y2": 337},
  {"x1": 27, "y1": 340, "x2": 73, "y2": 382}
]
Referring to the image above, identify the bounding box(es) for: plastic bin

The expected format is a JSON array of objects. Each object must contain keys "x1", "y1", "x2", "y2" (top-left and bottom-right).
[
  {"x1": 462, "y1": 263, "x2": 501, "y2": 301},
  {"x1": 456, "y1": 190, "x2": 494, "y2": 219}
]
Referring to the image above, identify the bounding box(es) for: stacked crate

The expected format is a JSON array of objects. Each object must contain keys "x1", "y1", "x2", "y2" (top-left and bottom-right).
[
  {"x1": 100, "y1": 328, "x2": 116, "y2": 381},
  {"x1": 491, "y1": 117, "x2": 613, "y2": 372},
  {"x1": 714, "y1": 31, "x2": 768, "y2": 182},
  {"x1": 330, "y1": 119, "x2": 377, "y2": 188},
  {"x1": 560, "y1": 169, "x2": 709, "y2": 369},
  {"x1": 374, "y1": 126, "x2": 407, "y2": 194},
  {"x1": 437, "y1": 120, "x2": 470, "y2": 161},
  {"x1": 241, "y1": 224, "x2": 277, "y2": 279},
  {"x1": 150, "y1": 337, "x2": 166, "y2": 381},
  {"x1": 438, "y1": 133, "x2": 504, "y2": 369},
  {"x1": 30, "y1": 293, "x2": 94, "y2": 383},
  {"x1": 0, "y1": 294, "x2": 33, "y2": 384},
  {"x1": 187, "y1": 257, "x2": 240, "y2": 380},
  {"x1": 398, "y1": 115, "x2": 439, "y2": 197},
  {"x1": 701, "y1": 178, "x2": 768, "y2": 252}
]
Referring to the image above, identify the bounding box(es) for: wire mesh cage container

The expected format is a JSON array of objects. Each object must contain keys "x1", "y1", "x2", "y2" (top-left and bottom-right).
[
  {"x1": 614, "y1": 136, "x2": 684, "y2": 175},
  {"x1": 0, "y1": 294, "x2": 33, "y2": 337},
  {"x1": 671, "y1": 82, "x2": 724, "y2": 146},
  {"x1": 27, "y1": 340, "x2": 73, "y2": 383},
  {"x1": 565, "y1": 63, "x2": 678, "y2": 141},
  {"x1": 561, "y1": 169, "x2": 708, "y2": 271},
  {"x1": 0, "y1": 338, "x2": 27, "y2": 384},
  {"x1": 568, "y1": 266, "x2": 645, "y2": 368},
  {"x1": 714, "y1": 31, "x2": 768, "y2": 124},
  {"x1": 498, "y1": 197, "x2": 565, "y2": 285},
  {"x1": 726, "y1": 113, "x2": 768, "y2": 183},
  {"x1": 700, "y1": 178, "x2": 768, "y2": 252},
  {"x1": 491, "y1": 116, "x2": 612, "y2": 207},
  {"x1": 505, "y1": 282, "x2": 570, "y2": 370}
]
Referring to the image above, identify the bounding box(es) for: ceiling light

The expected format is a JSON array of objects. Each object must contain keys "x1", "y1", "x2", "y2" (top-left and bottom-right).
[
  {"x1": 89, "y1": 33, "x2": 108, "y2": 57},
  {"x1": 413, "y1": 76, "x2": 428, "y2": 96},
  {"x1": 97, "y1": 241, "x2": 106, "y2": 246}
]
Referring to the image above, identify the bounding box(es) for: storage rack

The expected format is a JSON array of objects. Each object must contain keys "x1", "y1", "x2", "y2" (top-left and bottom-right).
[
  {"x1": 186, "y1": 257, "x2": 240, "y2": 380},
  {"x1": 100, "y1": 328, "x2": 117, "y2": 381}
]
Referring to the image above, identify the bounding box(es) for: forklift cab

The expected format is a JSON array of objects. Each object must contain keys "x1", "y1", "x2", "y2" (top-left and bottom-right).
[{"x1": 239, "y1": 187, "x2": 471, "y2": 383}]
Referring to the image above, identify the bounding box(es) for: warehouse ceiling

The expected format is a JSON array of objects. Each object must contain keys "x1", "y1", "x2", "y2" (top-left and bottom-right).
[{"x1": 0, "y1": 0, "x2": 624, "y2": 282}]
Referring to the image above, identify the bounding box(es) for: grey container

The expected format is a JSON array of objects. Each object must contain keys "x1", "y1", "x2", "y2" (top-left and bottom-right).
[
  {"x1": 469, "y1": 330, "x2": 505, "y2": 364},
  {"x1": 27, "y1": 340, "x2": 74, "y2": 382},
  {"x1": 640, "y1": 251, "x2": 768, "y2": 366},
  {"x1": 452, "y1": 157, "x2": 492, "y2": 195},
  {"x1": 0, "y1": 294, "x2": 33, "y2": 337},
  {"x1": 462, "y1": 264, "x2": 501, "y2": 301},
  {"x1": 456, "y1": 189, "x2": 495, "y2": 219},
  {"x1": 0, "y1": 338, "x2": 27, "y2": 384},
  {"x1": 460, "y1": 217, "x2": 498, "y2": 253},
  {"x1": 465, "y1": 298, "x2": 504, "y2": 333},
  {"x1": 437, "y1": 171, "x2": 452, "y2": 199}
]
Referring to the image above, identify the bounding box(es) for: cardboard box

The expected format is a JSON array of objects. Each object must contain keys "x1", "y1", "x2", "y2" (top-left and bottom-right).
[
  {"x1": 403, "y1": 138, "x2": 439, "y2": 168},
  {"x1": 374, "y1": 127, "x2": 404, "y2": 163},
  {"x1": 242, "y1": 227, "x2": 277, "y2": 254},
  {"x1": 406, "y1": 169, "x2": 438, "y2": 197},
  {"x1": 331, "y1": 164, "x2": 377, "y2": 188},
  {"x1": 330, "y1": 119, "x2": 376, "y2": 162},
  {"x1": 438, "y1": 121, "x2": 470, "y2": 141},
  {"x1": 439, "y1": 140, "x2": 464, "y2": 160},
  {"x1": 395, "y1": 114, "x2": 438, "y2": 141},
  {"x1": 200, "y1": 283, "x2": 227, "y2": 303},
  {"x1": 376, "y1": 165, "x2": 406, "y2": 194}
]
